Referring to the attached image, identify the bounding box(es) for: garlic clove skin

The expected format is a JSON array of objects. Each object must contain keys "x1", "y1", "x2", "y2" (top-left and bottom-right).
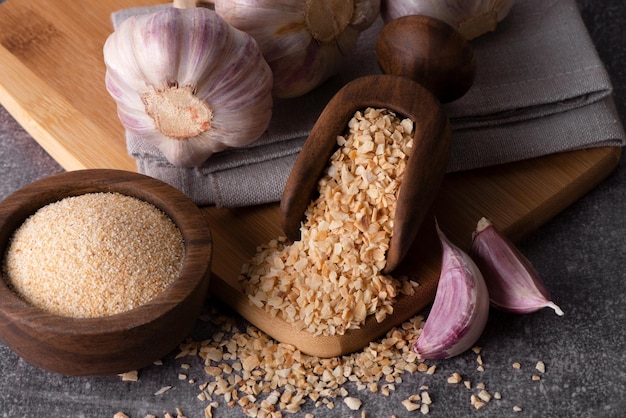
[
  {"x1": 413, "y1": 222, "x2": 490, "y2": 360},
  {"x1": 470, "y1": 217, "x2": 564, "y2": 316},
  {"x1": 215, "y1": 0, "x2": 381, "y2": 98},
  {"x1": 103, "y1": 7, "x2": 273, "y2": 167},
  {"x1": 381, "y1": 0, "x2": 515, "y2": 40},
  {"x1": 352, "y1": 0, "x2": 383, "y2": 31}
]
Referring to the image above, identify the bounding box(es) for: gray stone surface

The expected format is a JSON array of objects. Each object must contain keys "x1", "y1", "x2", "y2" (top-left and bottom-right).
[{"x1": 0, "y1": 1, "x2": 625, "y2": 417}]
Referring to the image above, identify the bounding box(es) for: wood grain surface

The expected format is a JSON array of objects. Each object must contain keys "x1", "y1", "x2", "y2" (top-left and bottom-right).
[
  {"x1": 0, "y1": 1, "x2": 155, "y2": 171},
  {"x1": 0, "y1": 1, "x2": 621, "y2": 358}
]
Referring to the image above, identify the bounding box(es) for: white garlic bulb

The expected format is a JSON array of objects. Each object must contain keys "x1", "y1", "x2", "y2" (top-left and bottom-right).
[
  {"x1": 103, "y1": 7, "x2": 273, "y2": 167},
  {"x1": 381, "y1": 0, "x2": 515, "y2": 40},
  {"x1": 214, "y1": 0, "x2": 381, "y2": 98}
]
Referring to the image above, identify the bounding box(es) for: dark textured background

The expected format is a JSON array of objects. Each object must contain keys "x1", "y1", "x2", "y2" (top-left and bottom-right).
[{"x1": 0, "y1": 1, "x2": 625, "y2": 417}]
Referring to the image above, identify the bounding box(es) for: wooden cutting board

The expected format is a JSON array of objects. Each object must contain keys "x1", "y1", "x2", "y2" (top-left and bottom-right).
[{"x1": 0, "y1": 0, "x2": 621, "y2": 358}]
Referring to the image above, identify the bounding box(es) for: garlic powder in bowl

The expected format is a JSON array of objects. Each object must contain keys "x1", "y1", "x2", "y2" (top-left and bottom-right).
[
  {"x1": 0, "y1": 169, "x2": 212, "y2": 376},
  {"x1": 3, "y1": 192, "x2": 185, "y2": 318}
]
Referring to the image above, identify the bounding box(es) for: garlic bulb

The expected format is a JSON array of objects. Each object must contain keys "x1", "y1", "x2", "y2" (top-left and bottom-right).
[
  {"x1": 214, "y1": 0, "x2": 381, "y2": 98},
  {"x1": 381, "y1": 0, "x2": 515, "y2": 40},
  {"x1": 470, "y1": 217, "x2": 564, "y2": 316},
  {"x1": 413, "y1": 222, "x2": 490, "y2": 359},
  {"x1": 103, "y1": 7, "x2": 273, "y2": 167}
]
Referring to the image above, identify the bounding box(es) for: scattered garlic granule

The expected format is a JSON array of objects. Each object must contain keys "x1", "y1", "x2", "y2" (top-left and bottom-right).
[
  {"x1": 470, "y1": 395, "x2": 486, "y2": 410},
  {"x1": 401, "y1": 399, "x2": 421, "y2": 411},
  {"x1": 240, "y1": 108, "x2": 416, "y2": 335},
  {"x1": 447, "y1": 372, "x2": 462, "y2": 384},
  {"x1": 180, "y1": 310, "x2": 426, "y2": 416},
  {"x1": 136, "y1": 304, "x2": 550, "y2": 417},
  {"x1": 536, "y1": 360, "x2": 546, "y2": 373},
  {"x1": 204, "y1": 403, "x2": 218, "y2": 418},
  {"x1": 154, "y1": 386, "x2": 172, "y2": 395},
  {"x1": 344, "y1": 397, "x2": 362, "y2": 410},
  {"x1": 118, "y1": 370, "x2": 139, "y2": 382},
  {"x1": 477, "y1": 389, "x2": 492, "y2": 402}
]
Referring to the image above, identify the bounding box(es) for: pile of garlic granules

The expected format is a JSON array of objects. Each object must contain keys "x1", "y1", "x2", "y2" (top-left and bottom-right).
[{"x1": 239, "y1": 108, "x2": 419, "y2": 336}]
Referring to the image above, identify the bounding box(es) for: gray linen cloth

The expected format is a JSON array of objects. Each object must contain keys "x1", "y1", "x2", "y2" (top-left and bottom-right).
[{"x1": 113, "y1": 0, "x2": 625, "y2": 207}]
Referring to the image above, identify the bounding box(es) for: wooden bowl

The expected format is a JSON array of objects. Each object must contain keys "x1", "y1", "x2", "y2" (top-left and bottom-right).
[{"x1": 0, "y1": 169, "x2": 212, "y2": 376}]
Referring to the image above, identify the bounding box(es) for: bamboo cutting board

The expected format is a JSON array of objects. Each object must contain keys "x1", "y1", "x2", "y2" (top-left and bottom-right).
[{"x1": 0, "y1": 1, "x2": 621, "y2": 358}]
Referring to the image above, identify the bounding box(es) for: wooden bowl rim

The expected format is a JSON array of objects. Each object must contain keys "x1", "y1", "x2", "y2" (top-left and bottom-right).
[{"x1": 0, "y1": 169, "x2": 212, "y2": 335}]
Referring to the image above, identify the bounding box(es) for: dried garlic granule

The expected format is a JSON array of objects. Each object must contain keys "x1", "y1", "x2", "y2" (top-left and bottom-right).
[
  {"x1": 182, "y1": 311, "x2": 425, "y2": 416},
  {"x1": 240, "y1": 108, "x2": 416, "y2": 336},
  {"x1": 3, "y1": 192, "x2": 184, "y2": 318}
]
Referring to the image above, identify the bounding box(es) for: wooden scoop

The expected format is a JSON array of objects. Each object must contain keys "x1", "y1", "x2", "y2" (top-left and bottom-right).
[{"x1": 280, "y1": 15, "x2": 476, "y2": 273}]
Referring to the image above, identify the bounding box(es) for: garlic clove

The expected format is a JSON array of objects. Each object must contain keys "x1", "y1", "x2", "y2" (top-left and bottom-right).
[
  {"x1": 413, "y1": 221, "x2": 490, "y2": 360},
  {"x1": 381, "y1": 0, "x2": 515, "y2": 40},
  {"x1": 470, "y1": 217, "x2": 564, "y2": 316},
  {"x1": 103, "y1": 7, "x2": 273, "y2": 167}
]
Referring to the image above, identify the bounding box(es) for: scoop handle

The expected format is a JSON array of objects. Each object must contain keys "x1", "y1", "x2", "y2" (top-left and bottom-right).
[{"x1": 376, "y1": 14, "x2": 476, "y2": 103}]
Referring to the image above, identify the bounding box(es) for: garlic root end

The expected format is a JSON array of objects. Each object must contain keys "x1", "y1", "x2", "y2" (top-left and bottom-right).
[{"x1": 142, "y1": 87, "x2": 213, "y2": 140}]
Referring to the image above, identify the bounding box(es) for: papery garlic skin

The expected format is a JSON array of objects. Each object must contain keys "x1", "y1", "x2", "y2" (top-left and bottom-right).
[
  {"x1": 103, "y1": 7, "x2": 273, "y2": 167},
  {"x1": 381, "y1": 0, "x2": 514, "y2": 40},
  {"x1": 214, "y1": 0, "x2": 381, "y2": 98},
  {"x1": 470, "y1": 217, "x2": 564, "y2": 316},
  {"x1": 413, "y1": 222, "x2": 490, "y2": 360}
]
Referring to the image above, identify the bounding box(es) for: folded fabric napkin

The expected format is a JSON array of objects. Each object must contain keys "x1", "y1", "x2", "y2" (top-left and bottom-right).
[{"x1": 112, "y1": 0, "x2": 625, "y2": 207}]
